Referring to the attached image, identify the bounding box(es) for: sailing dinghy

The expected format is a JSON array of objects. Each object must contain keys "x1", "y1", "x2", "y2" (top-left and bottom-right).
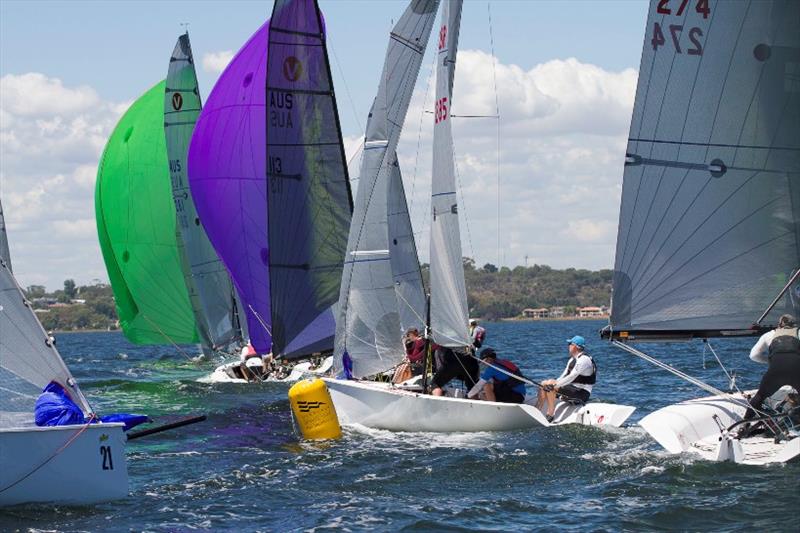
[
  {"x1": 189, "y1": 1, "x2": 353, "y2": 383},
  {"x1": 0, "y1": 206, "x2": 128, "y2": 506},
  {"x1": 324, "y1": 0, "x2": 634, "y2": 432},
  {"x1": 602, "y1": 0, "x2": 800, "y2": 464}
]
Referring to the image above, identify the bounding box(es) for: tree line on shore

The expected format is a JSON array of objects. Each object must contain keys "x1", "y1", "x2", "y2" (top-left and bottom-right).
[{"x1": 26, "y1": 261, "x2": 612, "y2": 331}]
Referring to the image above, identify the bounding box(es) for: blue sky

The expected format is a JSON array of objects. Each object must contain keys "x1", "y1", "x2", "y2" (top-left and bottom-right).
[{"x1": 0, "y1": 0, "x2": 649, "y2": 290}]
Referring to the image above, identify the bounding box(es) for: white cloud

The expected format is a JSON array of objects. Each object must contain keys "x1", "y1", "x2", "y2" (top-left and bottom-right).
[
  {"x1": 396, "y1": 50, "x2": 636, "y2": 271},
  {"x1": 1, "y1": 73, "x2": 125, "y2": 289},
  {"x1": 202, "y1": 50, "x2": 234, "y2": 74}
]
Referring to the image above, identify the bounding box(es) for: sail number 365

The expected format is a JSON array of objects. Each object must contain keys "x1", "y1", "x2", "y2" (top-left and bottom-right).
[
  {"x1": 434, "y1": 97, "x2": 448, "y2": 124},
  {"x1": 651, "y1": 0, "x2": 710, "y2": 56}
]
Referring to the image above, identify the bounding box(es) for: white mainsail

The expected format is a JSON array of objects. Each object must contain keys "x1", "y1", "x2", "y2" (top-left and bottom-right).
[
  {"x1": 429, "y1": 0, "x2": 470, "y2": 347},
  {"x1": 334, "y1": 0, "x2": 440, "y2": 378}
]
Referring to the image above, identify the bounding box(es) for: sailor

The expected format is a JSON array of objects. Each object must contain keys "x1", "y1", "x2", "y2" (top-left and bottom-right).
[
  {"x1": 239, "y1": 342, "x2": 266, "y2": 381},
  {"x1": 430, "y1": 346, "x2": 479, "y2": 396},
  {"x1": 741, "y1": 314, "x2": 800, "y2": 424},
  {"x1": 536, "y1": 335, "x2": 596, "y2": 422},
  {"x1": 467, "y1": 348, "x2": 526, "y2": 403},
  {"x1": 469, "y1": 319, "x2": 486, "y2": 349},
  {"x1": 403, "y1": 327, "x2": 426, "y2": 375}
]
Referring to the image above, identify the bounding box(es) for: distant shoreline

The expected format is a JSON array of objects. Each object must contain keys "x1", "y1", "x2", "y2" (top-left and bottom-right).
[{"x1": 500, "y1": 316, "x2": 609, "y2": 322}]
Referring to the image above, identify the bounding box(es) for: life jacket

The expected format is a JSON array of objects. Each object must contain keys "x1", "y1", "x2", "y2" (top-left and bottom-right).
[
  {"x1": 769, "y1": 327, "x2": 800, "y2": 360},
  {"x1": 472, "y1": 326, "x2": 486, "y2": 348},
  {"x1": 567, "y1": 353, "x2": 597, "y2": 385},
  {"x1": 493, "y1": 359, "x2": 526, "y2": 392}
]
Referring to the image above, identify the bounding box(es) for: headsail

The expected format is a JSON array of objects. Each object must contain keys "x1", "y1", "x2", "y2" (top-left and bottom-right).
[
  {"x1": 165, "y1": 33, "x2": 239, "y2": 351},
  {"x1": 1, "y1": 225, "x2": 92, "y2": 423},
  {"x1": 608, "y1": 0, "x2": 800, "y2": 339},
  {"x1": 429, "y1": 0, "x2": 470, "y2": 347},
  {"x1": 334, "y1": 0, "x2": 441, "y2": 378},
  {"x1": 387, "y1": 154, "x2": 426, "y2": 332},
  {"x1": 0, "y1": 197, "x2": 10, "y2": 271},
  {"x1": 188, "y1": 22, "x2": 272, "y2": 353},
  {"x1": 95, "y1": 80, "x2": 199, "y2": 345},
  {"x1": 265, "y1": 0, "x2": 353, "y2": 360}
]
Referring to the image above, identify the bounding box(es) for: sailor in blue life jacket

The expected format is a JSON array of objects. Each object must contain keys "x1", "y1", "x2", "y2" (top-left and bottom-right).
[
  {"x1": 535, "y1": 335, "x2": 596, "y2": 422},
  {"x1": 467, "y1": 348, "x2": 526, "y2": 404},
  {"x1": 739, "y1": 314, "x2": 800, "y2": 432}
]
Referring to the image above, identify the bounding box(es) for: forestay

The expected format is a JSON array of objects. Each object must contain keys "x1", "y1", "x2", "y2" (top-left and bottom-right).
[
  {"x1": 334, "y1": 0, "x2": 440, "y2": 378},
  {"x1": 165, "y1": 33, "x2": 240, "y2": 351},
  {"x1": 188, "y1": 22, "x2": 272, "y2": 353},
  {"x1": 266, "y1": 0, "x2": 353, "y2": 360},
  {"x1": 95, "y1": 80, "x2": 199, "y2": 345},
  {"x1": 610, "y1": 0, "x2": 800, "y2": 337},
  {"x1": 0, "y1": 259, "x2": 92, "y2": 425},
  {"x1": 429, "y1": 0, "x2": 470, "y2": 347}
]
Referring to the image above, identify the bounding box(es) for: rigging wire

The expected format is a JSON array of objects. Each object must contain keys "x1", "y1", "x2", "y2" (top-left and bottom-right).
[
  {"x1": 487, "y1": 1, "x2": 502, "y2": 267},
  {"x1": 328, "y1": 37, "x2": 363, "y2": 134}
]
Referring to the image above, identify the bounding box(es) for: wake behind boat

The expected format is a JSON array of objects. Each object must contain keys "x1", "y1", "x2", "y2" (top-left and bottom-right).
[{"x1": 203, "y1": 354, "x2": 333, "y2": 383}]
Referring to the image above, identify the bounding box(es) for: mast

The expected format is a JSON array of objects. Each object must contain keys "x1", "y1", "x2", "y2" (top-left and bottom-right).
[
  {"x1": 429, "y1": 0, "x2": 470, "y2": 347},
  {"x1": 165, "y1": 32, "x2": 240, "y2": 351},
  {"x1": 334, "y1": 0, "x2": 441, "y2": 379},
  {"x1": 605, "y1": 0, "x2": 800, "y2": 341},
  {"x1": 264, "y1": 0, "x2": 354, "y2": 360}
]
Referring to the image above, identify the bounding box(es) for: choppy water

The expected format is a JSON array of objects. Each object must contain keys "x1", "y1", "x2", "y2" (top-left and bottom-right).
[{"x1": 1, "y1": 320, "x2": 798, "y2": 531}]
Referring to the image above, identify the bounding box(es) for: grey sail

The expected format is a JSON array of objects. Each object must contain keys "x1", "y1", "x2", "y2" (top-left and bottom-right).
[
  {"x1": 0, "y1": 249, "x2": 92, "y2": 425},
  {"x1": 429, "y1": 0, "x2": 470, "y2": 347},
  {"x1": 387, "y1": 153, "x2": 427, "y2": 333},
  {"x1": 335, "y1": 0, "x2": 441, "y2": 378},
  {"x1": 609, "y1": 0, "x2": 800, "y2": 338},
  {"x1": 165, "y1": 33, "x2": 239, "y2": 350},
  {"x1": 0, "y1": 197, "x2": 10, "y2": 271},
  {"x1": 266, "y1": 0, "x2": 353, "y2": 359}
]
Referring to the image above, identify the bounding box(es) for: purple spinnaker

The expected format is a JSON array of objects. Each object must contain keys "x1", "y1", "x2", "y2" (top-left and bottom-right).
[{"x1": 188, "y1": 22, "x2": 271, "y2": 353}]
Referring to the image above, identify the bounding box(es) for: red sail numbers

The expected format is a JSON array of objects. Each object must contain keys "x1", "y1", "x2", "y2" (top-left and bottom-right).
[
  {"x1": 652, "y1": 0, "x2": 709, "y2": 56},
  {"x1": 434, "y1": 97, "x2": 448, "y2": 124},
  {"x1": 438, "y1": 25, "x2": 447, "y2": 51}
]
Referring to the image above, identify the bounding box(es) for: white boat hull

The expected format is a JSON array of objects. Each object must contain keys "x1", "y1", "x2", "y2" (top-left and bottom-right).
[
  {"x1": 323, "y1": 378, "x2": 635, "y2": 433},
  {"x1": 201, "y1": 356, "x2": 333, "y2": 384},
  {"x1": 639, "y1": 389, "x2": 800, "y2": 465},
  {"x1": 0, "y1": 422, "x2": 128, "y2": 506}
]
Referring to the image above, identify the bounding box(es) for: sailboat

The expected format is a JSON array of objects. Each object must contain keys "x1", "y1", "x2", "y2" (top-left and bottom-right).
[
  {"x1": 323, "y1": 0, "x2": 635, "y2": 433},
  {"x1": 0, "y1": 202, "x2": 129, "y2": 506},
  {"x1": 602, "y1": 0, "x2": 800, "y2": 464},
  {"x1": 188, "y1": 0, "x2": 353, "y2": 383},
  {"x1": 165, "y1": 32, "x2": 243, "y2": 355}
]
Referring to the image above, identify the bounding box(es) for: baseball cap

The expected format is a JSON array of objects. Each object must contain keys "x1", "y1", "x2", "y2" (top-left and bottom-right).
[{"x1": 566, "y1": 335, "x2": 586, "y2": 348}]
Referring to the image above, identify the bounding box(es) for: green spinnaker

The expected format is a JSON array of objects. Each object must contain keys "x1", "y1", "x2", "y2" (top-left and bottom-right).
[{"x1": 95, "y1": 80, "x2": 199, "y2": 345}]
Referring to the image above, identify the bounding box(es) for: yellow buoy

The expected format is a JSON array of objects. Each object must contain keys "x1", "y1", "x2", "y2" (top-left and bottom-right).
[{"x1": 288, "y1": 378, "x2": 342, "y2": 440}]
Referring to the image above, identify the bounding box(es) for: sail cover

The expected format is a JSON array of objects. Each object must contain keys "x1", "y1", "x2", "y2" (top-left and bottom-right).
[
  {"x1": 610, "y1": 0, "x2": 800, "y2": 336},
  {"x1": 0, "y1": 197, "x2": 10, "y2": 271},
  {"x1": 265, "y1": 0, "x2": 353, "y2": 359},
  {"x1": 165, "y1": 33, "x2": 239, "y2": 351},
  {"x1": 188, "y1": 22, "x2": 272, "y2": 353},
  {"x1": 96, "y1": 80, "x2": 199, "y2": 345},
  {"x1": 388, "y1": 154, "x2": 427, "y2": 333},
  {"x1": 0, "y1": 251, "x2": 92, "y2": 425},
  {"x1": 334, "y1": 0, "x2": 440, "y2": 378},
  {"x1": 429, "y1": 0, "x2": 470, "y2": 347}
]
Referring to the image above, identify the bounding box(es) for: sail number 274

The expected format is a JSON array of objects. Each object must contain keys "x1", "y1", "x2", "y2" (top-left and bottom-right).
[{"x1": 651, "y1": 0, "x2": 709, "y2": 55}]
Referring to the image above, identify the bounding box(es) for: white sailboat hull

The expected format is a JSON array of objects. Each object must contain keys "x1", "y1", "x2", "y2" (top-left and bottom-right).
[
  {"x1": 324, "y1": 378, "x2": 635, "y2": 433},
  {"x1": 0, "y1": 422, "x2": 128, "y2": 506},
  {"x1": 639, "y1": 389, "x2": 800, "y2": 465},
  {"x1": 202, "y1": 356, "x2": 333, "y2": 384}
]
